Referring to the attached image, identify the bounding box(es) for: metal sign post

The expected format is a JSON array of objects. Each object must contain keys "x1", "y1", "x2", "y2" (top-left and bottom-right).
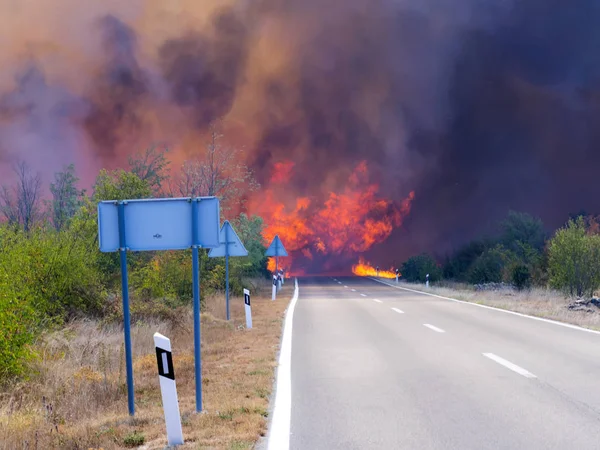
[
  {"x1": 208, "y1": 221, "x2": 249, "y2": 321},
  {"x1": 244, "y1": 289, "x2": 252, "y2": 329},
  {"x1": 117, "y1": 201, "x2": 135, "y2": 416},
  {"x1": 154, "y1": 332, "x2": 184, "y2": 446},
  {"x1": 98, "y1": 197, "x2": 220, "y2": 416}
]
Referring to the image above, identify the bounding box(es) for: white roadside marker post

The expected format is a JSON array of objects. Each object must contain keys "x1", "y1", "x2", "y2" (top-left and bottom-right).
[
  {"x1": 244, "y1": 289, "x2": 252, "y2": 329},
  {"x1": 395, "y1": 268, "x2": 399, "y2": 283},
  {"x1": 272, "y1": 274, "x2": 277, "y2": 301},
  {"x1": 277, "y1": 271, "x2": 283, "y2": 292},
  {"x1": 281, "y1": 269, "x2": 285, "y2": 285},
  {"x1": 154, "y1": 332, "x2": 184, "y2": 447},
  {"x1": 426, "y1": 273, "x2": 430, "y2": 288}
]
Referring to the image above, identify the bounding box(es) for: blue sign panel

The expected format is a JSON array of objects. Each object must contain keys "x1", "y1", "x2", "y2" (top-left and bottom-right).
[
  {"x1": 194, "y1": 197, "x2": 220, "y2": 248},
  {"x1": 265, "y1": 235, "x2": 288, "y2": 257},
  {"x1": 98, "y1": 197, "x2": 220, "y2": 252},
  {"x1": 208, "y1": 221, "x2": 249, "y2": 258}
]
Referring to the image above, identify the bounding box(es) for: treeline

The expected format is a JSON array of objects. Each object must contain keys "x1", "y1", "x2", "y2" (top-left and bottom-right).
[
  {"x1": 400, "y1": 211, "x2": 600, "y2": 297},
  {"x1": 0, "y1": 142, "x2": 267, "y2": 379}
]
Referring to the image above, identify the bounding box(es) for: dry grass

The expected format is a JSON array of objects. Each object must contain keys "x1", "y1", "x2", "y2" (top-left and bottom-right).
[
  {"x1": 0, "y1": 279, "x2": 291, "y2": 450},
  {"x1": 393, "y1": 280, "x2": 600, "y2": 330}
]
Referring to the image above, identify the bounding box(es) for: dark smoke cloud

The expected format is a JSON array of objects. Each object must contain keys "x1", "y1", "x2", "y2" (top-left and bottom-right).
[
  {"x1": 393, "y1": 0, "x2": 600, "y2": 262},
  {"x1": 1, "y1": 0, "x2": 599, "y2": 268}
]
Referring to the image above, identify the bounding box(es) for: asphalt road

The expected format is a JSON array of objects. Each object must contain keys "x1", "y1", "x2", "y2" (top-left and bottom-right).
[{"x1": 288, "y1": 276, "x2": 600, "y2": 450}]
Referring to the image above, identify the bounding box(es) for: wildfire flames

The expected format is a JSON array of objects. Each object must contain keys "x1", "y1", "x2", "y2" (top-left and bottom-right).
[
  {"x1": 254, "y1": 161, "x2": 414, "y2": 275},
  {"x1": 352, "y1": 258, "x2": 397, "y2": 279}
]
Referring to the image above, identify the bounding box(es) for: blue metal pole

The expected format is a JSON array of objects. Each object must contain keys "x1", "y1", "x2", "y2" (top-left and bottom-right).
[
  {"x1": 225, "y1": 224, "x2": 230, "y2": 321},
  {"x1": 191, "y1": 200, "x2": 203, "y2": 412},
  {"x1": 117, "y1": 201, "x2": 135, "y2": 416}
]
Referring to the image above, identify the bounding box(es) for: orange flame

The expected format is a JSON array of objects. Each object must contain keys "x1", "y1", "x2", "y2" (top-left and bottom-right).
[
  {"x1": 252, "y1": 161, "x2": 414, "y2": 274},
  {"x1": 352, "y1": 257, "x2": 397, "y2": 279}
]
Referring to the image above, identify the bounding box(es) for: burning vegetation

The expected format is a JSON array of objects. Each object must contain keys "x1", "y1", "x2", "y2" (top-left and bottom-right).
[{"x1": 252, "y1": 161, "x2": 414, "y2": 275}]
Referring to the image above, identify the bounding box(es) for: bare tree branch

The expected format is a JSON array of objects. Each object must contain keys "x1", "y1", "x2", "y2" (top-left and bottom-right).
[{"x1": 0, "y1": 161, "x2": 42, "y2": 231}]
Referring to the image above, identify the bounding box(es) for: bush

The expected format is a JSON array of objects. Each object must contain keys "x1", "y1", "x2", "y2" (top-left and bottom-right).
[
  {"x1": 443, "y1": 240, "x2": 488, "y2": 280},
  {"x1": 0, "y1": 226, "x2": 104, "y2": 321},
  {"x1": 511, "y1": 264, "x2": 531, "y2": 290},
  {"x1": 548, "y1": 217, "x2": 600, "y2": 297},
  {"x1": 401, "y1": 254, "x2": 441, "y2": 283},
  {"x1": 468, "y1": 245, "x2": 513, "y2": 284},
  {"x1": 0, "y1": 280, "x2": 38, "y2": 379}
]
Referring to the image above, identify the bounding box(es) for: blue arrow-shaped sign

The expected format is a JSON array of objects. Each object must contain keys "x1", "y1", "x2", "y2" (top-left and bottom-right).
[
  {"x1": 208, "y1": 221, "x2": 248, "y2": 258},
  {"x1": 265, "y1": 235, "x2": 288, "y2": 257}
]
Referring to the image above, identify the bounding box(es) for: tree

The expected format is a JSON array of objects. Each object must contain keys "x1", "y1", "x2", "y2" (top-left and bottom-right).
[
  {"x1": 500, "y1": 211, "x2": 546, "y2": 254},
  {"x1": 0, "y1": 161, "x2": 42, "y2": 231},
  {"x1": 128, "y1": 144, "x2": 170, "y2": 195},
  {"x1": 443, "y1": 240, "x2": 488, "y2": 280},
  {"x1": 401, "y1": 254, "x2": 442, "y2": 283},
  {"x1": 93, "y1": 169, "x2": 152, "y2": 202},
  {"x1": 548, "y1": 217, "x2": 600, "y2": 297},
  {"x1": 171, "y1": 120, "x2": 258, "y2": 209},
  {"x1": 468, "y1": 245, "x2": 513, "y2": 284},
  {"x1": 49, "y1": 164, "x2": 84, "y2": 231},
  {"x1": 231, "y1": 213, "x2": 268, "y2": 276}
]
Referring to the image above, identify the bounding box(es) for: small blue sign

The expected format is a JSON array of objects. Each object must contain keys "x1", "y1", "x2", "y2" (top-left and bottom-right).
[
  {"x1": 265, "y1": 235, "x2": 288, "y2": 257},
  {"x1": 208, "y1": 221, "x2": 249, "y2": 258}
]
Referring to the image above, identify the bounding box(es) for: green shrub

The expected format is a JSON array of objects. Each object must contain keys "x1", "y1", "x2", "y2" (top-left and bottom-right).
[
  {"x1": 401, "y1": 254, "x2": 441, "y2": 283},
  {"x1": 548, "y1": 217, "x2": 600, "y2": 297},
  {"x1": 511, "y1": 264, "x2": 531, "y2": 290},
  {"x1": 0, "y1": 280, "x2": 38, "y2": 379},
  {"x1": 468, "y1": 245, "x2": 513, "y2": 284},
  {"x1": 123, "y1": 431, "x2": 145, "y2": 447}
]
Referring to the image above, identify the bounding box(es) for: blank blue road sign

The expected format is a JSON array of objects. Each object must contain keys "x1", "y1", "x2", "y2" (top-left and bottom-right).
[
  {"x1": 194, "y1": 197, "x2": 221, "y2": 249},
  {"x1": 265, "y1": 235, "x2": 288, "y2": 257},
  {"x1": 208, "y1": 221, "x2": 249, "y2": 258},
  {"x1": 98, "y1": 197, "x2": 220, "y2": 252}
]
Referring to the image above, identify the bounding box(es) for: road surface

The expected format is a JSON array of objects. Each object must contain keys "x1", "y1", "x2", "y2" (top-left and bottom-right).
[{"x1": 283, "y1": 276, "x2": 600, "y2": 449}]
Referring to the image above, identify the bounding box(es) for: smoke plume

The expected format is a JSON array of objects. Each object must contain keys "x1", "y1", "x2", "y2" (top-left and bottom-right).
[{"x1": 0, "y1": 0, "x2": 598, "y2": 270}]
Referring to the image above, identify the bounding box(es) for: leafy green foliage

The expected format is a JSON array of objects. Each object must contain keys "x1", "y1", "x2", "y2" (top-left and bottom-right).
[
  {"x1": 468, "y1": 245, "x2": 513, "y2": 284},
  {"x1": 401, "y1": 254, "x2": 441, "y2": 283},
  {"x1": 548, "y1": 217, "x2": 600, "y2": 297},
  {"x1": 500, "y1": 211, "x2": 546, "y2": 253},
  {"x1": 511, "y1": 264, "x2": 532, "y2": 290},
  {"x1": 93, "y1": 169, "x2": 152, "y2": 202},
  {"x1": 49, "y1": 164, "x2": 84, "y2": 231},
  {"x1": 0, "y1": 279, "x2": 38, "y2": 379},
  {"x1": 231, "y1": 214, "x2": 268, "y2": 277},
  {"x1": 443, "y1": 240, "x2": 488, "y2": 280}
]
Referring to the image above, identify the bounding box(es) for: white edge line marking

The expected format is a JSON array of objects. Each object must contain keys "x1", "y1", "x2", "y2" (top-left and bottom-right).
[
  {"x1": 370, "y1": 277, "x2": 600, "y2": 336},
  {"x1": 391, "y1": 307, "x2": 404, "y2": 314},
  {"x1": 267, "y1": 278, "x2": 299, "y2": 450},
  {"x1": 423, "y1": 324, "x2": 445, "y2": 333},
  {"x1": 372, "y1": 299, "x2": 383, "y2": 303},
  {"x1": 360, "y1": 293, "x2": 367, "y2": 297},
  {"x1": 483, "y1": 353, "x2": 537, "y2": 379}
]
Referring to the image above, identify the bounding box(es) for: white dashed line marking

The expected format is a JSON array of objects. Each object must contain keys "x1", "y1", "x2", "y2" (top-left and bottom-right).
[
  {"x1": 423, "y1": 324, "x2": 445, "y2": 333},
  {"x1": 391, "y1": 308, "x2": 404, "y2": 314},
  {"x1": 483, "y1": 353, "x2": 537, "y2": 379},
  {"x1": 372, "y1": 299, "x2": 383, "y2": 303},
  {"x1": 360, "y1": 294, "x2": 367, "y2": 297}
]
